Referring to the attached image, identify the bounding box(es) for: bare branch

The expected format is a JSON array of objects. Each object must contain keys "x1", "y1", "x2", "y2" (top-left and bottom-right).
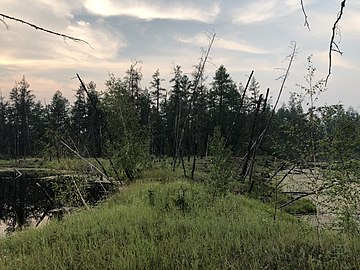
[
  {"x1": 192, "y1": 30, "x2": 216, "y2": 93},
  {"x1": 224, "y1": 70, "x2": 254, "y2": 146},
  {"x1": 272, "y1": 41, "x2": 297, "y2": 120},
  {"x1": 72, "y1": 177, "x2": 90, "y2": 210},
  {"x1": 0, "y1": 18, "x2": 9, "y2": 30},
  {"x1": 60, "y1": 140, "x2": 109, "y2": 181},
  {"x1": 300, "y1": 0, "x2": 311, "y2": 31},
  {"x1": 0, "y1": 13, "x2": 92, "y2": 48},
  {"x1": 279, "y1": 183, "x2": 335, "y2": 209},
  {"x1": 326, "y1": 0, "x2": 346, "y2": 85},
  {"x1": 246, "y1": 41, "x2": 297, "y2": 161}
]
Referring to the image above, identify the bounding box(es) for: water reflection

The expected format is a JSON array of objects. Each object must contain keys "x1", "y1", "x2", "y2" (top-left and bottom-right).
[{"x1": 0, "y1": 170, "x2": 114, "y2": 235}]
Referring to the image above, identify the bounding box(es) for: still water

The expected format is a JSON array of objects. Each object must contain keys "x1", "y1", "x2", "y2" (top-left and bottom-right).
[{"x1": 0, "y1": 169, "x2": 114, "y2": 236}]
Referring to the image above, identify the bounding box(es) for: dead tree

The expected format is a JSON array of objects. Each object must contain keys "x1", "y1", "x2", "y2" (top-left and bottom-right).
[
  {"x1": 171, "y1": 31, "x2": 216, "y2": 179},
  {"x1": 299, "y1": 1, "x2": 347, "y2": 85}
]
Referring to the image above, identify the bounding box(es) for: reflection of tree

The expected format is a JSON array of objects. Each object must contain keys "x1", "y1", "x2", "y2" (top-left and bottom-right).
[
  {"x1": 0, "y1": 171, "x2": 51, "y2": 232},
  {"x1": 0, "y1": 171, "x2": 113, "y2": 233}
]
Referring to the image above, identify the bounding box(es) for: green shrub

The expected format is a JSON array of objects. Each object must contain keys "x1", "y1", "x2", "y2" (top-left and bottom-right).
[{"x1": 207, "y1": 127, "x2": 235, "y2": 197}]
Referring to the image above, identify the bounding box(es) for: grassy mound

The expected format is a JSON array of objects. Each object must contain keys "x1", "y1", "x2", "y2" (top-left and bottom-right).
[{"x1": 1, "y1": 180, "x2": 360, "y2": 269}]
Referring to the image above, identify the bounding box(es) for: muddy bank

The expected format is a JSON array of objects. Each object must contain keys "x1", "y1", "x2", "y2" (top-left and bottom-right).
[
  {"x1": 0, "y1": 222, "x2": 6, "y2": 238},
  {"x1": 0, "y1": 217, "x2": 50, "y2": 239}
]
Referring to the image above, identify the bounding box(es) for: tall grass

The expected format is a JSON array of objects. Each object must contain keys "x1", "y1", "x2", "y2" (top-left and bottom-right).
[{"x1": 1, "y1": 179, "x2": 360, "y2": 269}]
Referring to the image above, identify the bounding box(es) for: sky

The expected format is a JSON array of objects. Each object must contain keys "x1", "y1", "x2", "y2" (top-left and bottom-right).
[{"x1": 1, "y1": 0, "x2": 359, "y2": 108}]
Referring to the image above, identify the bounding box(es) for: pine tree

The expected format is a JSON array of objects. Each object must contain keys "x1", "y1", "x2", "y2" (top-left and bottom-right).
[
  {"x1": 166, "y1": 66, "x2": 190, "y2": 165},
  {"x1": 49, "y1": 90, "x2": 69, "y2": 132},
  {"x1": 31, "y1": 101, "x2": 47, "y2": 156},
  {"x1": 125, "y1": 62, "x2": 143, "y2": 108},
  {"x1": 8, "y1": 76, "x2": 36, "y2": 157},
  {"x1": 45, "y1": 90, "x2": 70, "y2": 161},
  {"x1": 71, "y1": 85, "x2": 87, "y2": 150},
  {"x1": 209, "y1": 65, "x2": 239, "y2": 138},
  {"x1": 149, "y1": 69, "x2": 166, "y2": 156},
  {"x1": 0, "y1": 95, "x2": 9, "y2": 157},
  {"x1": 85, "y1": 82, "x2": 103, "y2": 157}
]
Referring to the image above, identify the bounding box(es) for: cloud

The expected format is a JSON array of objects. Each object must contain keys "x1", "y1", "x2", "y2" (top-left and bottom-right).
[
  {"x1": 0, "y1": 0, "x2": 128, "y2": 66},
  {"x1": 0, "y1": 0, "x2": 128, "y2": 101},
  {"x1": 84, "y1": 0, "x2": 220, "y2": 22},
  {"x1": 77, "y1": 20, "x2": 90, "y2": 27},
  {"x1": 233, "y1": 0, "x2": 302, "y2": 24},
  {"x1": 1, "y1": 0, "x2": 82, "y2": 30},
  {"x1": 313, "y1": 50, "x2": 358, "y2": 71},
  {"x1": 32, "y1": 0, "x2": 80, "y2": 19},
  {"x1": 340, "y1": 9, "x2": 360, "y2": 36},
  {"x1": 177, "y1": 33, "x2": 269, "y2": 54},
  {"x1": 2, "y1": 1, "x2": 360, "y2": 108},
  {"x1": 1, "y1": 16, "x2": 125, "y2": 64}
]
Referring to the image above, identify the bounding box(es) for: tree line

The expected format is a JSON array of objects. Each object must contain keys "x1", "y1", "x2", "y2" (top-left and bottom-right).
[
  {"x1": 0, "y1": 65, "x2": 266, "y2": 158},
  {"x1": 1, "y1": 62, "x2": 359, "y2": 179}
]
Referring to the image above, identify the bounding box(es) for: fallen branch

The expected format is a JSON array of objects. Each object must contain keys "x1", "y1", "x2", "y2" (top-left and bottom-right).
[
  {"x1": 0, "y1": 12, "x2": 91, "y2": 48},
  {"x1": 13, "y1": 168, "x2": 23, "y2": 180},
  {"x1": 279, "y1": 183, "x2": 335, "y2": 209},
  {"x1": 72, "y1": 177, "x2": 90, "y2": 210},
  {"x1": 60, "y1": 140, "x2": 109, "y2": 183}
]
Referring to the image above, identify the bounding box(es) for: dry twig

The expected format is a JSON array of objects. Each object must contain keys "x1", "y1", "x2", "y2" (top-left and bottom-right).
[{"x1": 300, "y1": 0, "x2": 311, "y2": 31}]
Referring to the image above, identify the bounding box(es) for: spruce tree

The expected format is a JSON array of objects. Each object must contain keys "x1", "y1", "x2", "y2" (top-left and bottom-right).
[{"x1": 8, "y1": 76, "x2": 36, "y2": 157}]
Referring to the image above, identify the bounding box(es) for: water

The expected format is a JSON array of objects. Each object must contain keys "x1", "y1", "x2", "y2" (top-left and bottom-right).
[{"x1": 0, "y1": 169, "x2": 115, "y2": 236}]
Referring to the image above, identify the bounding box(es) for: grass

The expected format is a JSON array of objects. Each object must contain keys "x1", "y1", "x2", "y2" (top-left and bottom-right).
[
  {"x1": 1, "y1": 171, "x2": 360, "y2": 269},
  {"x1": 282, "y1": 197, "x2": 317, "y2": 215}
]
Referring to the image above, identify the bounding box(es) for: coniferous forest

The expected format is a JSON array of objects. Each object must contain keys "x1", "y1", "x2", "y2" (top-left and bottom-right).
[{"x1": 1, "y1": 56, "x2": 360, "y2": 176}]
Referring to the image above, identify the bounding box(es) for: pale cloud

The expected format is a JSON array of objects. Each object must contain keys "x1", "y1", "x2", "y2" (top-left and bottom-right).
[
  {"x1": 84, "y1": 0, "x2": 220, "y2": 22},
  {"x1": 1, "y1": 0, "x2": 80, "y2": 30},
  {"x1": 177, "y1": 34, "x2": 269, "y2": 54},
  {"x1": 214, "y1": 38, "x2": 269, "y2": 54},
  {"x1": 32, "y1": 0, "x2": 80, "y2": 18},
  {"x1": 1, "y1": 0, "x2": 360, "y2": 108},
  {"x1": 233, "y1": 0, "x2": 302, "y2": 24},
  {"x1": 0, "y1": 0, "x2": 128, "y2": 100},
  {"x1": 313, "y1": 50, "x2": 358, "y2": 71},
  {"x1": 0, "y1": 18, "x2": 125, "y2": 65},
  {"x1": 59, "y1": 23, "x2": 126, "y2": 61},
  {"x1": 77, "y1": 20, "x2": 90, "y2": 27},
  {"x1": 340, "y1": 9, "x2": 360, "y2": 36},
  {"x1": 0, "y1": 28, "x2": 126, "y2": 95}
]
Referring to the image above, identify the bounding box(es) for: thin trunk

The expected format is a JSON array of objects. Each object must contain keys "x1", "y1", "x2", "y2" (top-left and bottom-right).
[
  {"x1": 191, "y1": 141, "x2": 197, "y2": 180},
  {"x1": 241, "y1": 95, "x2": 263, "y2": 178},
  {"x1": 180, "y1": 150, "x2": 187, "y2": 178},
  {"x1": 224, "y1": 70, "x2": 254, "y2": 146},
  {"x1": 76, "y1": 74, "x2": 123, "y2": 182}
]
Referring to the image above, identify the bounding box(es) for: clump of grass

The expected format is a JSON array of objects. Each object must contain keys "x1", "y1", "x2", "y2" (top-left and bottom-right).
[
  {"x1": 282, "y1": 197, "x2": 317, "y2": 215},
  {"x1": 1, "y1": 180, "x2": 360, "y2": 269}
]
